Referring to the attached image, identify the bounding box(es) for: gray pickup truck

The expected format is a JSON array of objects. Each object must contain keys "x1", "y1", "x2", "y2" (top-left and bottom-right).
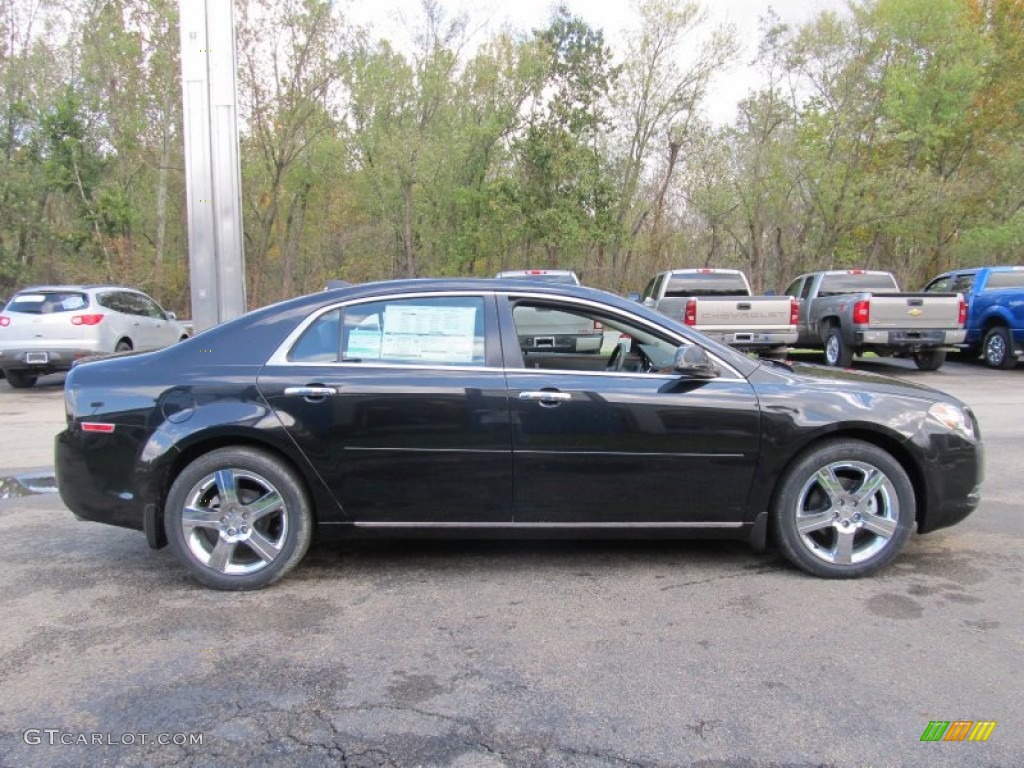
[
  {"x1": 783, "y1": 270, "x2": 966, "y2": 370},
  {"x1": 640, "y1": 268, "x2": 798, "y2": 354}
]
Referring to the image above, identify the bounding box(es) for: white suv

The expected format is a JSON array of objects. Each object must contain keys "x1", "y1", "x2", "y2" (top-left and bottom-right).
[{"x1": 0, "y1": 285, "x2": 188, "y2": 388}]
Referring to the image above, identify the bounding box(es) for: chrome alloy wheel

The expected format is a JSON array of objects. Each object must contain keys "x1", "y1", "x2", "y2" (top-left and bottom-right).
[
  {"x1": 985, "y1": 332, "x2": 1006, "y2": 365},
  {"x1": 180, "y1": 468, "x2": 289, "y2": 575},
  {"x1": 824, "y1": 334, "x2": 841, "y2": 365},
  {"x1": 792, "y1": 460, "x2": 899, "y2": 566}
]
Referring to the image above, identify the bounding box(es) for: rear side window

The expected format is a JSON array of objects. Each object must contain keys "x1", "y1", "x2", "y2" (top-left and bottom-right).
[
  {"x1": 7, "y1": 291, "x2": 89, "y2": 314},
  {"x1": 342, "y1": 296, "x2": 486, "y2": 366},
  {"x1": 289, "y1": 309, "x2": 341, "y2": 362},
  {"x1": 985, "y1": 271, "x2": 1024, "y2": 290}
]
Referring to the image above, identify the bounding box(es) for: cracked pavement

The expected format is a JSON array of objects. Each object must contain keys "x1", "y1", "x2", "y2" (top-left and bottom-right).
[{"x1": 0, "y1": 361, "x2": 1021, "y2": 767}]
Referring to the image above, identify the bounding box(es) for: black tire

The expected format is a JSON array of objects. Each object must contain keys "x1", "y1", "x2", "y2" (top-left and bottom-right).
[
  {"x1": 823, "y1": 325, "x2": 853, "y2": 367},
  {"x1": 912, "y1": 349, "x2": 946, "y2": 371},
  {"x1": 5, "y1": 369, "x2": 38, "y2": 389},
  {"x1": 115, "y1": 340, "x2": 133, "y2": 353},
  {"x1": 982, "y1": 326, "x2": 1016, "y2": 369},
  {"x1": 164, "y1": 447, "x2": 313, "y2": 590},
  {"x1": 772, "y1": 439, "x2": 915, "y2": 578}
]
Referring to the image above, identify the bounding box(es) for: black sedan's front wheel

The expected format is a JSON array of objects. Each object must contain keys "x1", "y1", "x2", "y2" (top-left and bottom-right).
[
  {"x1": 164, "y1": 447, "x2": 313, "y2": 590},
  {"x1": 772, "y1": 439, "x2": 914, "y2": 578}
]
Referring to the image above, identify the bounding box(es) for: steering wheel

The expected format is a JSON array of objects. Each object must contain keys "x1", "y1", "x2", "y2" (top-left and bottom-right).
[{"x1": 605, "y1": 340, "x2": 628, "y2": 372}]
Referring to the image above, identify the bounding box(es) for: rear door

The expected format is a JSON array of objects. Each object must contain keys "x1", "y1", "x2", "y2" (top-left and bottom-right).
[{"x1": 257, "y1": 291, "x2": 514, "y2": 524}]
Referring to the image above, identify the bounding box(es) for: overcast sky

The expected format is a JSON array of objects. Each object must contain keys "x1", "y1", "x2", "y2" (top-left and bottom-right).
[{"x1": 344, "y1": 0, "x2": 851, "y2": 124}]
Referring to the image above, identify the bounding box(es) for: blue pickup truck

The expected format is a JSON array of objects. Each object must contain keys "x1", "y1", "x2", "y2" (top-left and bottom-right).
[{"x1": 924, "y1": 266, "x2": 1024, "y2": 368}]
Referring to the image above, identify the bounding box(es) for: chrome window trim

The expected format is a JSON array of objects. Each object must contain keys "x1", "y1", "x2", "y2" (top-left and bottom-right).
[
  {"x1": 266, "y1": 291, "x2": 491, "y2": 368},
  {"x1": 266, "y1": 288, "x2": 745, "y2": 381}
]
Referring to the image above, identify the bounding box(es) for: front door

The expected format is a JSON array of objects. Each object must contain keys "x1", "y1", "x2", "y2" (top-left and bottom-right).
[{"x1": 500, "y1": 295, "x2": 761, "y2": 525}]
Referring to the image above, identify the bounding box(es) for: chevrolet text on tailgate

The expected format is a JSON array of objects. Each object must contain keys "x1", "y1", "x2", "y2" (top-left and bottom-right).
[
  {"x1": 784, "y1": 270, "x2": 966, "y2": 370},
  {"x1": 640, "y1": 268, "x2": 798, "y2": 355}
]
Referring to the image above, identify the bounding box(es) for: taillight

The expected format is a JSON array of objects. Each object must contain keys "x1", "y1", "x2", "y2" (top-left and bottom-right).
[
  {"x1": 0, "y1": 316, "x2": 9, "y2": 327},
  {"x1": 71, "y1": 314, "x2": 104, "y2": 326},
  {"x1": 852, "y1": 300, "x2": 870, "y2": 324},
  {"x1": 958, "y1": 298, "x2": 967, "y2": 326},
  {"x1": 789, "y1": 298, "x2": 800, "y2": 326},
  {"x1": 683, "y1": 299, "x2": 697, "y2": 325}
]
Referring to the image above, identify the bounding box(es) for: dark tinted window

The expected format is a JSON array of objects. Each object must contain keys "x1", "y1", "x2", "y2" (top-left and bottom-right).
[
  {"x1": 7, "y1": 291, "x2": 89, "y2": 314},
  {"x1": 665, "y1": 272, "x2": 748, "y2": 297},
  {"x1": 289, "y1": 309, "x2": 341, "y2": 362},
  {"x1": 817, "y1": 273, "x2": 899, "y2": 296},
  {"x1": 984, "y1": 271, "x2": 1024, "y2": 290}
]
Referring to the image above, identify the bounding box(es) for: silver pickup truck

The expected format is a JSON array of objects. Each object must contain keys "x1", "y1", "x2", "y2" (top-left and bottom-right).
[
  {"x1": 783, "y1": 270, "x2": 966, "y2": 370},
  {"x1": 640, "y1": 268, "x2": 798, "y2": 354}
]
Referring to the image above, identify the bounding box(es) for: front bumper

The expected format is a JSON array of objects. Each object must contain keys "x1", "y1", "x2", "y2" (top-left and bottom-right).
[{"x1": 916, "y1": 430, "x2": 984, "y2": 534}]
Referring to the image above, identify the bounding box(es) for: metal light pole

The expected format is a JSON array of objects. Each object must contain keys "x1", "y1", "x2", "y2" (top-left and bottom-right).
[{"x1": 178, "y1": 0, "x2": 247, "y2": 332}]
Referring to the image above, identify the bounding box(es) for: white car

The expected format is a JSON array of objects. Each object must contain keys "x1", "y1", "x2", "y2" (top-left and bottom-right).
[{"x1": 0, "y1": 285, "x2": 189, "y2": 388}]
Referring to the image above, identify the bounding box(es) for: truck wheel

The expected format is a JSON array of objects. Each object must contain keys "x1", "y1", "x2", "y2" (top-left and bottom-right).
[
  {"x1": 4, "y1": 369, "x2": 38, "y2": 389},
  {"x1": 982, "y1": 326, "x2": 1016, "y2": 369},
  {"x1": 824, "y1": 326, "x2": 853, "y2": 367},
  {"x1": 912, "y1": 350, "x2": 946, "y2": 371}
]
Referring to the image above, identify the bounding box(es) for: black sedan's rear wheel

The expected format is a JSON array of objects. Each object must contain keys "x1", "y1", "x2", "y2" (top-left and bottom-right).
[
  {"x1": 164, "y1": 447, "x2": 313, "y2": 590},
  {"x1": 772, "y1": 439, "x2": 914, "y2": 578}
]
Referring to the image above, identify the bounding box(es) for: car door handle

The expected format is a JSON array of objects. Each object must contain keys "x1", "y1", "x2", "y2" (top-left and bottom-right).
[
  {"x1": 519, "y1": 390, "x2": 571, "y2": 405},
  {"x1": 284, "y1": 386, "x2": 338, "y2": 398}
]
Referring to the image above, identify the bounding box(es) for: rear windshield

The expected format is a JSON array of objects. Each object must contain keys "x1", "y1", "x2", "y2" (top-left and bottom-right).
[
  {"x1": 496, "y1": 272, "x2": 579, "y2": 285},
  {"x1": 817, "y1": 273, "x2": 898, "y2": 297},
  {"x1": 665, "y1": 272, "x2": 748, "y2": 297},
  {"x1": 985, "y1": 271, "x2": 1024, "y2": 290},
  {"x1": 7, "y1": 291, "x2": 89, "y2": 314}
]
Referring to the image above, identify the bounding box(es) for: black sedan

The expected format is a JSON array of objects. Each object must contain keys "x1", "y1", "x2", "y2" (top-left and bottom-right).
[{"x1": 56, "y1": 279, "x2": 983, "y2": 590}]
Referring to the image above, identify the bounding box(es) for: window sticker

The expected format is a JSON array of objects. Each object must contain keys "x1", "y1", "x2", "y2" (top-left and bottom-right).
[
  {"x1": 15, "y1": 294, "x2": 45, "y2": 303},
  {"x1": 62, "y1": 295, "x2": 86, "y2": 310},
  {"x1": 346, "y1": 328, "x2": 382, "y2": 360},
  {"x1": 381, "y1": 304, "x2": 478, "y2": 363}
]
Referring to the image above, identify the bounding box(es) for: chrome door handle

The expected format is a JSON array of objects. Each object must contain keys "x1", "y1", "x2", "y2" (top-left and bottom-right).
[
  {"x1": 519, "y1": 390, "x2": 571, "y2": 403},
  {"x1": 284, "y1": 386, "x2": 338, "y2": 398}
]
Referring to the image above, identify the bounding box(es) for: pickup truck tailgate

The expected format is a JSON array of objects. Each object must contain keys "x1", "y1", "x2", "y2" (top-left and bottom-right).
[
  {"x1": 863, "y1": 293, "x2": 961, "y2": 329},
  {"x1": 691, "y1": 296, "x2": 794, "y2": 330}
]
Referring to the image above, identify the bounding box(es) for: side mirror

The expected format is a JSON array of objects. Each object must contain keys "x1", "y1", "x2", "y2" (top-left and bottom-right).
[
  {"x1": 166, "y1": 311, "x2": 177, "y2": 321},
  {"x1": 673, "y1": 346, "x2": 718, "y2": 379}
]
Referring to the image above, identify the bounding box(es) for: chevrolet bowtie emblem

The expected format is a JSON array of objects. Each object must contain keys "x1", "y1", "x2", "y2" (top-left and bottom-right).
[{"x1": 908, "y1": 308, "x2": 923, "y2": 316}]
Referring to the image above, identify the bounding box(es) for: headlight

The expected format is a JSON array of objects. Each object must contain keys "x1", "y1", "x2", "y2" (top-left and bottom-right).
[{"x1": 928, "y1": 402, "x2": 976, "y2": 440}]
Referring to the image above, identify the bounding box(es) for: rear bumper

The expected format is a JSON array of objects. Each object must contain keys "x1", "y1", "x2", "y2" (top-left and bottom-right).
[
  {"x1": 1, "y1": 345, "x2": 101, "y2": 373},
  {"x1": 855, "y1": 329, "x2": 966, "y2": 348},
  {"x1": 702, "y1": 330, "x2": 797, "y2": 348},
  {"x1": 56, "y1": 427, "x2": 149, "y2": 533}
]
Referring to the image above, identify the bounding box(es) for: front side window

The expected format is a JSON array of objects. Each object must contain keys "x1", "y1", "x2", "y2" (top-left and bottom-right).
[
  {"x1": 341, "y1": 296, "x2": 486, "y2": 366},
  {"x1": 511, "y1": 299, "x2": 684, "y2": 374}
]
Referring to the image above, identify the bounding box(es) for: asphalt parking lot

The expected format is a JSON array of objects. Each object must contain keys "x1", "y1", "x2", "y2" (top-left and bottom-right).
[{"x1": 0, "y1": 359, "x2": 1020, "y2": 767}]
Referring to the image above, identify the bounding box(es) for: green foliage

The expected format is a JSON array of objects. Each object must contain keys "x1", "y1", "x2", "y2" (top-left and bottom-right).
[{"x1": 2, "y1": 0, "x2": 1023, "y2": 304}]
